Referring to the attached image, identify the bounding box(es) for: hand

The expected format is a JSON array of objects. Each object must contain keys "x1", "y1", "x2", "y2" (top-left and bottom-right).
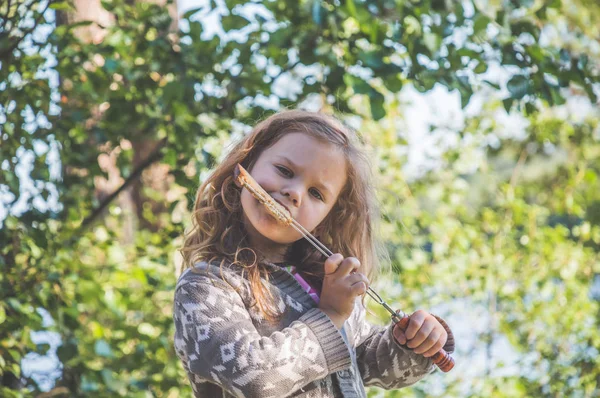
[
  {"x1": 318, "y1": 253, "x2": 369, "y2": 329},
  {"x1": 392, "y1": 310, "x2": 448, "y2": 358}
]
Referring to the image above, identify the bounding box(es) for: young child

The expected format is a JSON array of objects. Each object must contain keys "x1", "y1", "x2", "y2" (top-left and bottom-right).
[{"x1": 174, "y1": 110, "x2": 455, "y2": 397}]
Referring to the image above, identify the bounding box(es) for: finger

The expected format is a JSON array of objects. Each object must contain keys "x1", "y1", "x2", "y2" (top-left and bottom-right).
[
  {"x1": 406, "y1": 320, "x2": 434, "y2": 349},
  {"x1": 337, "y1": 257, "x2": 361, "y2": 276},
  {"x1": 420, "y1": 328, "x2": 448, "y2": 357},
  {"x1": 324, "y1": 253, "x2": 344, "y2": 275},
  {"x1": 347, "y1": 273, "x2": 369, "y2": 288},
  {"x1": 421, "y1": 338, "x2": 445, "y2": 358},
  {"x1": 412, "y1": 328, "x2": 442, "y2": 355},
  {"x1": 350, "y1": 281, "x2": 367, "y2": 296},
  {"x1": 407, "y1": 321, "x2": 435, "y2": 350},
  {"x1": 404, "y1": 310, "x2": 427, "y2": 340},
  {"x1": 392, "y1": 324, "x2": 407, "y2": 345}
]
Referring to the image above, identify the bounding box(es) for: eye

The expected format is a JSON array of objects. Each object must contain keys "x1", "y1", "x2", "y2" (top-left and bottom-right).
[
  {"x1": 309, "y1": 188, "x2": 324, "y2": 201},
  {"x1": 275, "y1": 165, "x2": 292, "y2": 177}
]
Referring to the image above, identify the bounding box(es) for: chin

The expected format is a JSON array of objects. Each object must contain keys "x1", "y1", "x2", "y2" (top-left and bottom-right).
[
  {"x1": 241, "y1": 209, "x2": 295, "y2": 246},
  {"x1": 254, "y1": 221, "x2": 300, "y2": 244}
]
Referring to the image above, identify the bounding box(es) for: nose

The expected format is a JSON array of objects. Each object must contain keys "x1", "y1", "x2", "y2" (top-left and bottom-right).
[{"x1": 281, "y1": 184, "x2": 302, "y2": 207}]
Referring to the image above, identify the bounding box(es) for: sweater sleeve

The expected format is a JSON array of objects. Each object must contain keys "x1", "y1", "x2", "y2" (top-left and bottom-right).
[
  {"x1": 350, "y1": 303, "x2": 436, "y2": 389},
  {"x1": 173, "y1": 270, "x2": 352, "y2": 398}
]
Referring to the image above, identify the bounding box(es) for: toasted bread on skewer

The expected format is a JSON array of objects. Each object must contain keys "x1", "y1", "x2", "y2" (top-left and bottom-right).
[{"x1": 234, "y1": 164, "x2": 293, "y2": 226}]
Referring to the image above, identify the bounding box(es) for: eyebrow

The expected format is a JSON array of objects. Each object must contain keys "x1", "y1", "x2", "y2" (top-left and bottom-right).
[{"x1": 275, "y1": 155, "x2": 334, "y2": 198}]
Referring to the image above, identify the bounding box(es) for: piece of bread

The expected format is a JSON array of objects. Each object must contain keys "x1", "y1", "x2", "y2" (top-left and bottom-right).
[{"x1": 234, "y1": 164, "x2": 292, "y2": 225}]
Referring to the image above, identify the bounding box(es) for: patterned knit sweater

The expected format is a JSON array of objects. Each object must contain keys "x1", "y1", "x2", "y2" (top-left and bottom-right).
[{"x1": 173, "y1": 261, "x2": 454, "y2": 398}]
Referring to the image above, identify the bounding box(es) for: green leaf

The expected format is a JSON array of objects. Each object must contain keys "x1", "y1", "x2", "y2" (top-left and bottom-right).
[
  {"x1": 369, "y1": 90, "x2": 386, "y2": 120},
  {"x1": 57, "y1": 341, "x2": 78, "y2": 362},
  {"x1": 344, "y1": 74, "x2": 371, "y2": 94},
  {"x1": 163, "y1": 81, "x2": 184, "y2": 103},
  {"x1": 503, "y1": 97, "x2": 514, "y2": 113},
  {"x1": 526, "y1": 45, "x2": 544, "y2": 62},
  {"x1": 68, "y1": 21, "x2": 94, "y2": 29},
  {"x1": 183, "y1": 7, "x2": 204, "y2": 20},
  {"x1": 511, "y1": 21, "x2": 541, "y2": 40},
  {"x1": 524, "y1": 102, "x2": 537, "y2": 115},
  {"x1": 507, "y1": 75, "x2": 530, "y2": 100},
  {"x1": 188, "y1": 20, "x2": 203, "y2": 38},
  {"x1": 385, "y1": 76, "x2": 403, "y2": 93},
  {"x1": 423, "y1": 32, "x2": 441, "y2": 53},
  {"x1": 222, "y1": 14, "x2": 250, "y2": 31},
  {"x1": 548, "y1": 0, "x2": 562, "y2": 8},
  {"x1": 474, "y1": 61, "x2": 488, "y2": 74},
  {"x1": 473, "y1": 15, "x2": 490, "y2": 35},
  {"x1": 326, "y1": 66, "x2": 345, "y2": 88},
  {"x1": 346, "y1": 0, "x2": 357, "y2": 17},
  {"x1": 460, "y1": 86, "x2": 474, "y2": 108},
  {"x1": 550, "y1": 86, "x2": 566, "y2": 105},
  {"x1": 49, "y1": 2, "x2": 75, "y2": 11},
  {"x1": 358, "y1": 50, "x2": 384, "y2": 70},
  {"x1": 484, "y1": 80, "x2": 501, "y2": 90}
]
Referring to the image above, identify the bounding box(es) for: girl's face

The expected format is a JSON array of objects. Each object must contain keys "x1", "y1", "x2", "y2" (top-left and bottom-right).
[{"x1": 241, "y1": 132, "x2": 347, "y2": 263}]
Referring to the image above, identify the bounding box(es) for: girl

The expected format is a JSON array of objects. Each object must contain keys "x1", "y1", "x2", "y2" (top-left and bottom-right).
[{"x1": 174, "y1": 110, "x2": 455, "y2": 398}]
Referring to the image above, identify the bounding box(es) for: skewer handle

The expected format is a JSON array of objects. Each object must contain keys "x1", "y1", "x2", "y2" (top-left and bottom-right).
[{"x1": 394, "y1": 314, "x2": 455, "y2": 372}]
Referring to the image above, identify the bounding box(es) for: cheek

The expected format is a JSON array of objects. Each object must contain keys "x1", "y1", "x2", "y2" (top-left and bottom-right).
[
  {"x1": 253, "y1": 175, "x2": 277, "y2": 192},
  {"x1": 304, "y1": 202, "x2": 334, "y2": 226},
  {"x1": 240, "y1": 190, "x2": 254, "y2": 217},
  {"x1": 240, "y1": 189, "x2": 255, "y2": 214}
]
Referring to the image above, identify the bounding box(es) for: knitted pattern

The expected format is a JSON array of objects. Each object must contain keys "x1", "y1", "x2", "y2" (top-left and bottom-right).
[{"x1": 173, "y1": 261, "x2": 450, "y2": 398}]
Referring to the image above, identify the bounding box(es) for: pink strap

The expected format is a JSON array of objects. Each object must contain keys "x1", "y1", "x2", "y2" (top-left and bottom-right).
[{"x1": 285, "y1": 266, "x2": 320, "y2": 304}]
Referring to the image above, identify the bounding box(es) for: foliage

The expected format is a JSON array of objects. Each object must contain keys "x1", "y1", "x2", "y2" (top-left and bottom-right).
[
  {"x1": 1, "y1": 0, "x2": 599, "y2": 396},
  {"x1": 365, "y1": 93, "x2": 600, "y2": 396}
]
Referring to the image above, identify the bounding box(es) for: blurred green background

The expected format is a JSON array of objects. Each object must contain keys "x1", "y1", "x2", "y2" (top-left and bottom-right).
[{"x1": 1, "y1": 0, "x2": 599, "y2": 396}]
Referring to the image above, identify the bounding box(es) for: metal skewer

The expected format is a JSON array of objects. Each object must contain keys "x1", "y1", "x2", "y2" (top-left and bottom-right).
[
  {"x1": 235, "y1": 164, "x2": 402, "y2": 320},
  {"x1": 234, "y1": 163, "x2": 454, "y2": 371},
  {"x1": 285, "y1": 217, "x2": 405, "y2": 323}
]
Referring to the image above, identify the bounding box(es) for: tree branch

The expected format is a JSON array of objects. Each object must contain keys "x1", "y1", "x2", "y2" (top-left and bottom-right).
[{"x1": 78, "y1": 137, "x2": 168, "y2": 231}]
